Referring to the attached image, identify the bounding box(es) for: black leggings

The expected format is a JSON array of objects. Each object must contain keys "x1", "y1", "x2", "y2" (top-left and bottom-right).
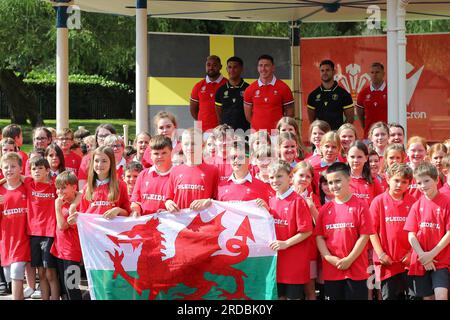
[{"x1": 56, "y1": 258, "x2": 82, "y2": 300}]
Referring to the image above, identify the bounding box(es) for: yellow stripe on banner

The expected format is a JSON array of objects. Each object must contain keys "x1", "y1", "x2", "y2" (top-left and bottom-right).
[
  {"x1": 209, "y1": 35, "x2": 234, "y2": 67},
  {"x1": 148, "y1": 77, "x2": 199, "y2": 105},
  {"x1": 148, "y1": 77, "x2": 293, "y2": 106}
]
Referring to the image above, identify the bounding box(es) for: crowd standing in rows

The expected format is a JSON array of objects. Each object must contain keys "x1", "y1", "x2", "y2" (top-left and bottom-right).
[{"x1": 0, "y1": 54, "x2": 449, "y2": 301}]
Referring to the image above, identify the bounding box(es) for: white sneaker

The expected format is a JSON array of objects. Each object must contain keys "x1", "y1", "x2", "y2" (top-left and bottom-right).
[
  {"x1": 23, "y1": 287, "x2": 34, "y2": 299},
  {"x1": 31, "y1": 290, "x2": 42, "y2": 299}
]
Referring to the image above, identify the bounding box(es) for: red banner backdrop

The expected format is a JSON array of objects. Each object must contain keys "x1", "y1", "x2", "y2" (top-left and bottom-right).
[{"x1": 300, "y1": 34, "x2": 450, "y2": 143}]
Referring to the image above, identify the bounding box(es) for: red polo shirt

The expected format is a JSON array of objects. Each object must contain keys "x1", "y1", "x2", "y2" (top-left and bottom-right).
[
  {"x1": 191, "y1": 75, "x2": 227, "y2": 132},
  {"x1": 244, "y1": 77, "x2": 294, "y2": 132},
  {"x1": 356, "y1": 82, "x2": 388, "y2": 138}
]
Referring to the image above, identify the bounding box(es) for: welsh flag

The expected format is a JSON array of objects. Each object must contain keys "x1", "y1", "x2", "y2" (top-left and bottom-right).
[{"x1": 77, "y1": 200, "x2": 278, "y2": 300}]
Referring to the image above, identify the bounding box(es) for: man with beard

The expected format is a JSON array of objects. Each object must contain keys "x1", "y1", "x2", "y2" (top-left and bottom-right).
[
  {"x1": 307, "y1": 60, "x2": 354, "y2": 131},
  {"x1": 190, "y1": 55, "x2": 228, "y2": 132}
]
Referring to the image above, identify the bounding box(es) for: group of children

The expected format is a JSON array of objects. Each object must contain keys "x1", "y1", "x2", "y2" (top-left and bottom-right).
[{"x1": 0, "y1": 111, "x2": 449, "y2": 301}]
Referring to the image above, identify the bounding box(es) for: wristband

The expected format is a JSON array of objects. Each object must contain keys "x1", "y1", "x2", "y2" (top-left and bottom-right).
[{"x1": 379, "y1": 252, "x2": 386, "y2": 260}]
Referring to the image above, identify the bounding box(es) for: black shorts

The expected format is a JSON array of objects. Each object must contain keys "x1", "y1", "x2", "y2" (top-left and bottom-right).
[
  {"x1": 30, "y1": 236, "x2": 57, "y2": 268},
  {"x1": 381, "y1": 272, "x2": 415, "y2": 300},
  {"x1": 324, "y1": 279, "x2": 368, "y2": 300},
  {"x1": 410, "y1": 268, "x2": 449, "y2": 298},
  {"x1": 277, "y1": 283, "x2": 305, "y2": 300},
  {"x1": 56, "y1": 258, "x2": 82, "y2": 300}
]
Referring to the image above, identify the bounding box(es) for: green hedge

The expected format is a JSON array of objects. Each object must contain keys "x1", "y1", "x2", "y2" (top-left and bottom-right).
[{"x1": 20, "y1": 71, "x2": 134, "y2": 119}]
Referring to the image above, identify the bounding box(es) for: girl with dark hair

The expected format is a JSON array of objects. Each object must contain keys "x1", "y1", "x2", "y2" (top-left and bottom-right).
[
  {"x1": 347, "y1": 141, "x2": 383, "y2": 205},
  {"x1": 45, "y1": 143, "x2": 66, "y2": 180}
]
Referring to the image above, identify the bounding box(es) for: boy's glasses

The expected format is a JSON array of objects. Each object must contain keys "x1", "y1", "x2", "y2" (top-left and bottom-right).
[{"x1": 34, "y1": 137, "x2": 48, "y2": 141}]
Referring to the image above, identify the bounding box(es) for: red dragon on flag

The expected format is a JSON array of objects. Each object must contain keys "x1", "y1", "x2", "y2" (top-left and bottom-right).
[{"x1": 105, "y1": 210, "x2": 256, "y2": 300}]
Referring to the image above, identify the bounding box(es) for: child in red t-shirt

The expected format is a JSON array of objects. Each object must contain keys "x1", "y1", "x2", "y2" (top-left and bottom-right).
[
  {"x1": 52, "y1": 171, "x2": 82, "y2": 300},
  {"x1": 203, "y1": 134, "x2": 216, "y2": 165},
  {"x1": 74, "y1": 146, "x2": 130, "y2": 219},
  {"x1": 309, "y1": 131, "x2": 342, "y2": 196},
  {"x1": 210, "y1": 124, "x2": 234, "y2": 183},
  {"x1": 2, "y1": 124, "x2": 28, "y2": 174},
  {"x1": 277, "y1": 117, "x2": 308, "y2": 160},
  {"x1": 368, "y1": 122, "x2": 389, "y2": 167},
  {"x1": 440, "y1": 155, "x2": 450, "y2": 196},
  {"x1": 404, "y1": 162, "x2": 450, "y2": 300},
  {"x1": 348, "y1": 141, "x2": 383, "y2": 206},
  {"x1": 103, "y1": 135, "x2": 127, "y2": 180},
  {"x1": 56, "y1": 128, "x2": 82, "y2": 176},
  {"x1": 337, "y1": 123, "x2": 357, "y2": 161},
  {"x1": 406, "y1": 136, "x2": 428, "y2": 200},
  {"x1": 377, "y1": 143, "x2": 407, "y2": 192},
  {"x1": 131, "y1": 132, "x2": 151, "y2": 165},
  {"x1": 0, "y1": 152, "x2": 30, "y2": 300},
  {"x1": 45, "y1": 143, "x2": 66, "y2": 180},
  {"x1": 428, "y1": 143, "x2": 447, "y2": 188},
  {"x1": 165, "y1": 128, "x2": 218, "y2": 212},
  {"x1": 142, "y1": 111, "x2": 180, "y2": 168},
  {"x1": 217, "y1": 141, "x2": 270, "y2": 204},
  {"x1": 131, "y1": 135, "x2": 173, "y2": 216},
  {"x1": 369, "y1": 163, "x2": 416, "y2": 300},
  {"x1": 78, "y1": 124, "x2": 117, "y2": 190},
  {"x1": 251, "y1": 147, "x2": 274, "y2": 200},
  {"x1": 249, "y1": 130, "x2": 271, "y2": 168},
  {"x1": 316, "y1": 162, "x2": 375, "y2": 300},
  {"x1": 305, "y1": 120, "x2": 331, "y2": 162},
  {"x1": 292, "y1": 161, "x2": 321, "y2": 300},
  {"x1": 278, "y1": 132, "x2": 302, "y2": 168},
  {"x1": 124, "y1": 161, "x2": 143, "y2": 199},
  {"x1": 25, "y1": 157, "x2": 60, "y2": 300},
  {"x1": 264, "y1": 160, "x2": 313, "y2": 300}
]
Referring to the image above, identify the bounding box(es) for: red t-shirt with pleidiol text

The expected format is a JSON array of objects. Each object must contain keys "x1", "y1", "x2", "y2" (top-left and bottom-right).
[
  {"x1": 370, "y1": 191, "x2": 416, "y2": 281},
  {"x1": 315, "y1": 195, "x2": 375, "y2": 281},
  {"x1": 131, "y1": 168, "x2": 170, "y2": 215},
  {"x1": 80, "y1": 181, "x2": 131, "y2": 215},
  {"x1": 217, "y1": 177, "x2": 271, "y2": 204},
  {"x1": 24, "y1": 178, "x2": 57, "y2": 237},
  {"x1": 165, "y1": 163, "x2": 219, "y2": 209},
  {"x1": 404, "y1": 193, "x2": 450, "y2": 276},
  {"x1": 0, "y1": 184, "x2": 30, "y2": 265},
  {"x1": 50, "y1": 202, "x2": 82, "y2": 262},
  {"x1": 214, "y1": 159, "x2": 233, "y2": 184},
  {"x1": 269, "y1": 190, "x2": 313, "y2": 284},
  {"x1": 349, "y1": 176, "x2": 383, "y2": 206}
]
